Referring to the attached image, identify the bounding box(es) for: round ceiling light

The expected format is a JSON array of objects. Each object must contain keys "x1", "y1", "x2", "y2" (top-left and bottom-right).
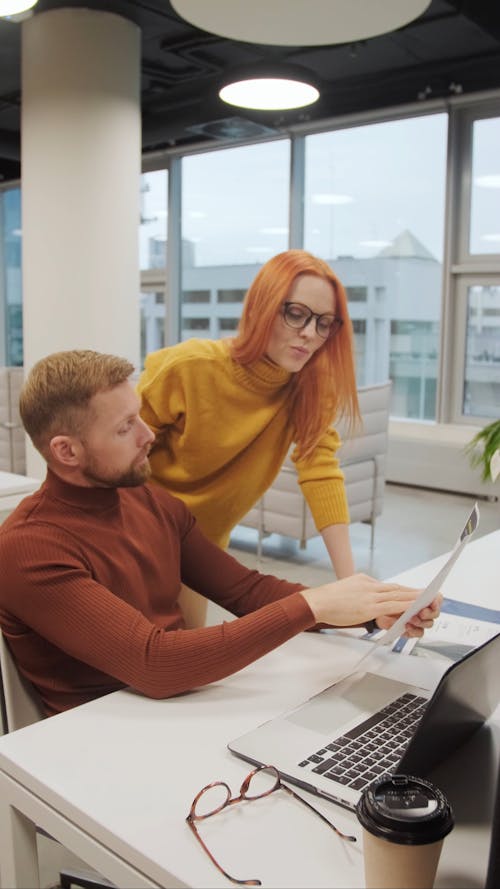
[
  {"x1": 171, "y1": 0, "x2": 432, "y2": 47},
  {"x1": 219, "y1": 76, "x2": 319, "y2": 111},
  {"x1": 0, "y1": 0, "x2": 38, "y2": 15}
]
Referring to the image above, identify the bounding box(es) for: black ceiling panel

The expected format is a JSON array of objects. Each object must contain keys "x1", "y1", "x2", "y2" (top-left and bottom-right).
[{"x1": 0, "y1": 0, "x2": 499, "y2": 182}]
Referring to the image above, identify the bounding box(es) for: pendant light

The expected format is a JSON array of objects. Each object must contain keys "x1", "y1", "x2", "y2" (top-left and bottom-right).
[
  {"x1": 171, "y1": 0, "x2": 432, "y2": 47},
  {"x1": 219, "y1": 64, "x2": 319, "y2": 111},
  {"x1": 0, "y1": 0, "x2": 38, "y2": 16}
]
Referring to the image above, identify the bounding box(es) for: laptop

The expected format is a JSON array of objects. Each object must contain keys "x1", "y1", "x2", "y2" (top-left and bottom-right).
[{"x1": 228, "y1": 630, "x2": 500, "y2": 812}]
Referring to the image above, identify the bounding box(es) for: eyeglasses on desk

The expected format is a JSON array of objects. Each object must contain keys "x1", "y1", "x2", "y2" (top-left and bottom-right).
[{"x1": 186, "y1": 763, "x2": 356, "y2": 886}]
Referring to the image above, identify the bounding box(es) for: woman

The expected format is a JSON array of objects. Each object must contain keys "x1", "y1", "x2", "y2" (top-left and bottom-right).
[{"x1": 138, "y1": 249, "x2": 359, "y2": 581}]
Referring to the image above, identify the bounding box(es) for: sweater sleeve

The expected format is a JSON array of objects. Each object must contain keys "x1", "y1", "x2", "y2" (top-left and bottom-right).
[
  {"x1": 291, "y1": 427, "x2": 350, "y2": 530},
  {"x1": 136, "y1": 344, "x2": 188, "y2": 435},
  {"x1": 0, "y1": 524, "x2": 315, "y2": 702}
]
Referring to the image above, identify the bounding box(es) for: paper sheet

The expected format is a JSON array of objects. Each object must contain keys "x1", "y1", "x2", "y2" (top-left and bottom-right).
[
  {"x1": 334, "y1": 501, "x2": 481, "y2": 681},
  {"x1": 373, "y1": 500, "x2": 480, "y2": 647},
  {"x1": 411, "y1": 597, "x2": 500, "y2": 661}
]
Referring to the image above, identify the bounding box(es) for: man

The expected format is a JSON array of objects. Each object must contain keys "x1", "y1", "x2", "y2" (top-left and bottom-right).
[{"x1": 0, "y1": 350, "x2": 439, "y2": 716}]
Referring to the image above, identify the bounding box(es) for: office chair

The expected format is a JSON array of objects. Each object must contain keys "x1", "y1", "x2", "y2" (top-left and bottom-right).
[
  {"x1": 0, "y1": 632, "x2": 114, "y2": 889},
  {"x1": 0, "y1": 630, "x2": 46, "y2": 731}
]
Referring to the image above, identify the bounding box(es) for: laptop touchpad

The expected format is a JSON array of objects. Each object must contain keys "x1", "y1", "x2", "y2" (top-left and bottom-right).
[{"x1": 286, "y1": 673, "x2": 411, "y2": 736}]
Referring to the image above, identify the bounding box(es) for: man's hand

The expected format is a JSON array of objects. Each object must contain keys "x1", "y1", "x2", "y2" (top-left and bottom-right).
[
  {"x1": 376, "y1": 595, "x2": 443, "y2": 638},
  {"x1": 300, "y1": 573, "x2": 440, "y2": 633}
]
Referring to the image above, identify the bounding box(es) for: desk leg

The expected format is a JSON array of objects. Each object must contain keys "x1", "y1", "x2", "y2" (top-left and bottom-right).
[
  {"x1": 0, "y1": 798, "x2": 40, "y2": 889},
  {"x1": 0, "y1": 770, "x2": 168, "y2": 889}
]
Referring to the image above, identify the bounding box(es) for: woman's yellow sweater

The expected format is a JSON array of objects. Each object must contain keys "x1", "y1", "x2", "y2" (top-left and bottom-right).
[{"x1": 137, "y1": 338, "x2": 349, "y2": 549}]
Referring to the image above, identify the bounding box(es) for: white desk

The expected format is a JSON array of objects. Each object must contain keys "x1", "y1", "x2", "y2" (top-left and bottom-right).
[
  {"x1": 0, "y1": 530, "x2": 499, "y2": 889},
  {"x1": 0, "y1": 471, "x2": 40, "y2": 513}
]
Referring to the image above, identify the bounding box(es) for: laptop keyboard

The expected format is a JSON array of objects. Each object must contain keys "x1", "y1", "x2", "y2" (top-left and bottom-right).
[{"x1": 297, "y1": 691, "x2": 428, "y2": 792}]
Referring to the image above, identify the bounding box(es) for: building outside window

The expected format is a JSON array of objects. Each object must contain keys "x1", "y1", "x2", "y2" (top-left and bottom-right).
[
  {"x1": 183, "y1": 290, "x2": 210, "y2": 303},
  {"x1": 217, "y1": 289, "x2": 246, "y2": 302},
  {"x1": 218, "y1": 318, "x2": 239, "y2": 335},
  {"x1": 3, "y1": 101, "x2": 498, "y2": 436},
  {"x1": 390, "y1": 320, "x2": 439, "y2": 420},
  {"x1": 180, "y1": 140, "x2": 290, "y2": 339},
  {"x1": 304, "y1": 113, "x2": 448, "y2": 420},
  {"x1": 140, "y1": 290, "x2": 165, "y2": 365},
  {"x1": 450, "y1": 114, "x2": 500, "y2": 423},
  {"x1": 139, "y1": 170, "x2": 168, "y2": 365},
  {"x1": 463, "y1": 284, "x2": 500, "y2": 418}
]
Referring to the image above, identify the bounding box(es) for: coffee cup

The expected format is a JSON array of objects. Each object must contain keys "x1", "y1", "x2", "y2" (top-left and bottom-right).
[{"x1": 356, "y1": 774, "x2": 454, "y2": 889}]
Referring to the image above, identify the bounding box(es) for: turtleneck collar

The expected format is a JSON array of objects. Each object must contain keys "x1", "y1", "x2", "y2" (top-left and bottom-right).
[
  {"x1": 228, "y1": 347, "x2": 292, "y2": 394},
  {"x1": 44, "y1": 467, "x2": 121, "y2": 511}
]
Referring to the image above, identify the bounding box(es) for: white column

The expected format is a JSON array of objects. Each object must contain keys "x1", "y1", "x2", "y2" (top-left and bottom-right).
[{"x1": 21, "y1": 8, "x2": 141, "y2": 476}]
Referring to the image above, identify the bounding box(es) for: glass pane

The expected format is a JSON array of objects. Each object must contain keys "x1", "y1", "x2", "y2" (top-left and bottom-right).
[
  {"x1": 140, "y1": 170, "x2": 168, "y2": 270},
  {"x1": 217, "y1": 289, "x2": 246, "y2": 303},
  {"x1": 140, "y1": 290, "x2": 165, "y2": 369},
  {"x1": 0, "y1": 187, "x2": 23, "y2": 366},
  {"x1": 304, "y1": 114, "x2": 447, "y2": 420},
  {"x1": 463, "y1": 285, "x2": 500, "y2": 417},
  {"x1": 470, "y1": 117, "x2": 500, "y2": 255},
  {"x1": 218, "y1": 317, "x2": 239, "y2": 336},
  {"x1": 183, "y1": 290, "x2": 210, "y2": 303},
  {"x1": 389, "y1": 321, "x2": 439, "y2": 420},
  {"x1": 181, "y1": 140, "x2": 290, "y2": 341}
]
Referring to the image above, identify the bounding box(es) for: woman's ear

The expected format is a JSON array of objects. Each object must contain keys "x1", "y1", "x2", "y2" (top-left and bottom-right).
[{"x1": 49, "y1": 435, "x2": 81, "y2": 467}]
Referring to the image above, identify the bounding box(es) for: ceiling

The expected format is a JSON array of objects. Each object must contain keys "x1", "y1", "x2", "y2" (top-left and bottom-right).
[{"x1": 0, "y1": 0, "x2": 499, "y2": 183}]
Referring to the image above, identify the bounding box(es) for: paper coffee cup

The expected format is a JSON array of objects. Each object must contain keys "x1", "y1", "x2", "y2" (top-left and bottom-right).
[{"x1": 356, "y1": 774, "x2": 454, "y2": 889}]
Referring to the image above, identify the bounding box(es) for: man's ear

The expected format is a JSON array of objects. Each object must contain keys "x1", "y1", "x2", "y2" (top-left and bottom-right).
[{"x1": 49, "y1": 435, "x2": 82, "y2": 467}]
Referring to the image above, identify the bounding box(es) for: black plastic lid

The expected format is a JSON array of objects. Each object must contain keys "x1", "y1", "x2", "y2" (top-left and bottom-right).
[{"x1": 356, "y1": 774, "x2": 454, "y2": 846}]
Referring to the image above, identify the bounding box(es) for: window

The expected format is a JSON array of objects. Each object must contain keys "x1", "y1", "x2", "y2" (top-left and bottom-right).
[
  {"x1": 304, "y1": 113, "x2": 447, "y2": 420},
  {"x1": 219, "y1": 318, "x2": 239, "y2": 334},
  {"x1": 139, "y1": 170, "x2": 169, "y2": 366},
  {"x1": 140, "y1": 289, "x2": 165, "y2": 367},
  {"x1": 449, "y1": 108, "x2": 500, "y2": 424},
  {"x1": 347, "y1": 287, "x2": 367, "y2": 302},
  {"x1": 183, "y1": 290, "x2": 210, "y2": 303},
  {"x1": 352, "y1": 319, "x2": 367, "y2": 383},
  {"x1": 140, "y1": 170, "x2": 168, "y2": 271},
  {"x1": 217, "y1": 289, "x2": 246, "y2": 303},
  {"x1": 389, "y1": 321, "x2": 439, "y2": 420},
  {"x1": 183, "y1": 318, "x2": 210, "y2": 330},
  {"x1": 462, "y1": 284, "x2": 500, "y2": 418},
  {"x1": 469, "y1": 117, "x2": 500, "y2": 256},
  {"x1": 0, "y1": 187, "x2": 22, "y2": 366},
  {"x1": 181, "y1": 140, "x2": 290, "y2": 339}
]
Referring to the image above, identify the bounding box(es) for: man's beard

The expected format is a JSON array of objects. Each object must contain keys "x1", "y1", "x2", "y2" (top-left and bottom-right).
[{"x1": 81, "y1": 455, "x2": 152, "y2": 488}]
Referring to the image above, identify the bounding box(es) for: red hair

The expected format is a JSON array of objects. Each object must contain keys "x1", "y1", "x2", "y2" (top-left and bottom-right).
[{"x1": 231, "y1": 250, "x2": 359, "y2": 457}]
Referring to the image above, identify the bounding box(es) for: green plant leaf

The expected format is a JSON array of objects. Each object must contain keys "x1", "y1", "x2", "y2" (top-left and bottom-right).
[{"x1": 465, "y1": 419, "x2": 500, "y2": 482}]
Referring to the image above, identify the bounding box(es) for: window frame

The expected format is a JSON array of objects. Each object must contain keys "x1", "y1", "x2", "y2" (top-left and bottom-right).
[
  {"x1": 140, "y1": 91, "x2": 500, "y2": 428},
  {"x1": 445, "y1": 102, "x2": 500, "y2": 424}
]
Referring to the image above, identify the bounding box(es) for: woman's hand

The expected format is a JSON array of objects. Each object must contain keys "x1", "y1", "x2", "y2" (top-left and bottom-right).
[{"x1": 300, "y1": 573, "x2": 441, "y2": 636}]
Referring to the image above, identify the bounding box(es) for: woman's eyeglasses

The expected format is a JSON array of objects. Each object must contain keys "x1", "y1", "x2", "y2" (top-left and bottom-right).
[
  {"x1": 186, "y1": 764, "x2": 356, "y2": 886},
  {"x1": 282, "y1": 301, "x2": 343, "y2": 339}
]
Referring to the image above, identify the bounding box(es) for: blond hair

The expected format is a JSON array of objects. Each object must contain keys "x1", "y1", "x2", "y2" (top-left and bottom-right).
[{"x1": 20, "y1": 350, "x2": 134, "y2": 457}]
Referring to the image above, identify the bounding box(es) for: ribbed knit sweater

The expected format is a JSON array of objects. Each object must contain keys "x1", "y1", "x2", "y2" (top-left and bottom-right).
[
  {"x1": 137, "y1": 338, "x2": 349, "y2": 548},
  {"x1": 0, "y1": 470, "x2": 314, "y2": 716}
]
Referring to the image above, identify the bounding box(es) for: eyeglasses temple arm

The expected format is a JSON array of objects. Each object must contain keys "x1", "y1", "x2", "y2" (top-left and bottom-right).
[{"x1": 186, "y1": 815, "x2": 262, "y2": 886}]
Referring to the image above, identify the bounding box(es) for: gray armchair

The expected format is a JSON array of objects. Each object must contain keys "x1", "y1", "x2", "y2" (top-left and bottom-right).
[
  {"x1": 239, "y1": 381, "x2": 392, "y2": 556},
  {"x1": 0, "y1": 366, "x2": 25, "y2": 474}
]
